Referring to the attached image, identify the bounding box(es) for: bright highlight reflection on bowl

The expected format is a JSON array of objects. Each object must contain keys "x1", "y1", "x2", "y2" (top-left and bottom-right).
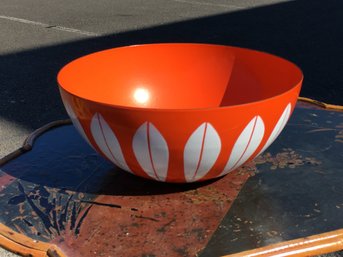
[{"x1": 133, "y1": 88, "x2": 150, "y2": 105}]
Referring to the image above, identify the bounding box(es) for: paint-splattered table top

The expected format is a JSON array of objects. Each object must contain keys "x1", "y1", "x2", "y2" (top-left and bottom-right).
[{"x1": 0, "y1": 101, "x2": 342, "y2": 257}]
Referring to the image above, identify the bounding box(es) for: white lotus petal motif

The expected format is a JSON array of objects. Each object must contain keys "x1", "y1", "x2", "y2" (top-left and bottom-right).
[
  {"x1": 184, "y1": 122, "x2": 221, "y2": 182},
  {"x1": 132, "y1": 122, "x2": 169, "y2": 181},
  {"x1": 258, "y1": 103, "x2": 292, "y2": 155},
  {"x1": 90, "y1": 113, "x2": 131, "y2": 172},
  {"x1": 64, "y1": 102, "x2": 90, "y2": 145},
  {"x1": 221, "y1": 116, "x2": 265, "y2": 176}
]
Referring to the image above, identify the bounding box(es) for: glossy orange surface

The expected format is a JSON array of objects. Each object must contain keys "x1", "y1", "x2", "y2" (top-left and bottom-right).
[{"x1": 58, "y1": 43, "x2": 303, "y2": 183}]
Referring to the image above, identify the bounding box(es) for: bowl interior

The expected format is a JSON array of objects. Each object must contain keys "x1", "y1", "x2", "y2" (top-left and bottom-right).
[{"x1": 58, "y1": 44, "x2": 302, "y2": 109}]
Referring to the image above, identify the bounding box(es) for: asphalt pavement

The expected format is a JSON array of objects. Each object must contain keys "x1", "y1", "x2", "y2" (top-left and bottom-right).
[{"x1": 0, "y1": 0, "x2": 342, "y2": 256}]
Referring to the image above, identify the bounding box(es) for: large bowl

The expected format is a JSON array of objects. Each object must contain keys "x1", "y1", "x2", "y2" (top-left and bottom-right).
[{"x1": 58, "y1": 43, "x2": 302, "y2": 183}]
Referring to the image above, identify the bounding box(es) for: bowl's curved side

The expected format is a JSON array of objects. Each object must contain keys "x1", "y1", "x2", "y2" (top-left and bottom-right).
[{"x1": 59, "y1": 80, "x2": 301, "y2": 183}]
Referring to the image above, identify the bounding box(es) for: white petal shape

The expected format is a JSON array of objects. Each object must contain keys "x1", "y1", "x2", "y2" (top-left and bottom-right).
[
  {"x1": 90, "y1": 113, "x2": 131, "y2": 172},
  {"x1": 64, "y1": 102, "x2": 90, "y2": 145},
  {"x1": 258, "y1": 103, "x2": 292, "y2": 155},
  {"x1": 184, "y1": 122, "x2": 221, "y2": 182},
  {"x1": 221, "y1": 116, "x2": 265, "y2": 176},
  {"x1": 132, "y1": 122, "x2": 169, "y2": 181}
]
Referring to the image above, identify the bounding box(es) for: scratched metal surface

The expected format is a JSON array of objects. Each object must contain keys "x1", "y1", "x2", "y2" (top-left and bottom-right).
[
  {"x1": 0, "y1": 126, "x2": 111, "y2": 242},
  {"x1": 0, "y1": 123, "x2": 250, "y2": 256},
  {"x1": 200, "y1": 107, "x2": 343, "y2": 256}
]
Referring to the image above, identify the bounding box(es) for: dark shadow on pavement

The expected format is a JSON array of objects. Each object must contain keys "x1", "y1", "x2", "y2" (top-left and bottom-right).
[{"x1": 1, "y1": 0, "x2": 342, "y2": 133}]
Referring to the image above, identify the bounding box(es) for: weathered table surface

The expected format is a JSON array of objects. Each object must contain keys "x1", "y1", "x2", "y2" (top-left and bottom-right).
[{"x1": 0, "y1": 100, "x2": 342, "y2": 257}]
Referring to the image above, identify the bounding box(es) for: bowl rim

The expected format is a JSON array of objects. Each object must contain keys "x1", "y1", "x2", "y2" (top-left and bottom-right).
[{"x1": 57, "y1": 43, "x2": 303, "y2": 112}]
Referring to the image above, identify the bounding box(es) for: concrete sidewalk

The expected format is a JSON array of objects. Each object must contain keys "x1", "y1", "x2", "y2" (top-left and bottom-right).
[{"x1": 0, "y1": 0, "x2": 342, "y2": 256}]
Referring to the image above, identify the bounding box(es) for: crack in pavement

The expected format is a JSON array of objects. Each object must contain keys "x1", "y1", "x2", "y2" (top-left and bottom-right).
[{"x1": 0, "y1": 15, "x2": 99, "y2": 37}]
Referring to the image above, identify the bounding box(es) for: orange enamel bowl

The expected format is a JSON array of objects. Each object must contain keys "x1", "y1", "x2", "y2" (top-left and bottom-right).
[{"x1": 58, "y1": 43, "x2": 302, "y2": 183}]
